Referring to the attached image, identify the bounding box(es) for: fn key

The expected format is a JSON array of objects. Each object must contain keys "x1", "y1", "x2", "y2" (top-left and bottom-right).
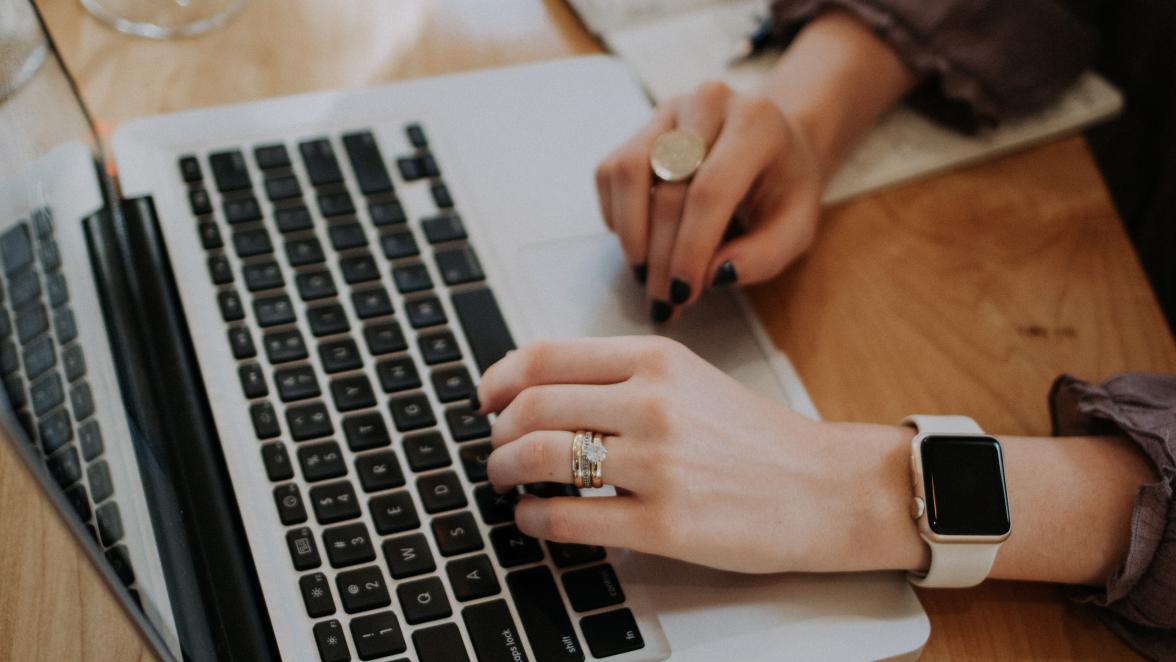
[{"x1": 581, "y1": 608, "x2": 644, "y2": 658}]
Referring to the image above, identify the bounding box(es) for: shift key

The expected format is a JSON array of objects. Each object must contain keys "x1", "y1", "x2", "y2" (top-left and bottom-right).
[{"x1": 506, "y1": 566, "x2": 584, "y2": 662}]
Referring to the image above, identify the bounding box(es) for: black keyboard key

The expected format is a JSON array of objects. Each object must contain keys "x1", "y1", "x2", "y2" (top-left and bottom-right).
[
  {"x1": 298, "y1": 441, "x2": 347, "y2": 482},
  {"x1": 32, "y1": 208, "x2": 53, "y2": 238},
  {"x1": 448, "y1": 555, "x2": 501, "y2": 602},
  {"x1": 254, "y1": 294, "x2": 296, "y2": 326},
  {"x1": 299, "y1": 572, "x2": 336, "y2": 618},
  {"x1": 397, "y1": 156, "x2": 425, "y2": 182},
  {"x1": 70, "y1": 382, "x2": 94, "y2": 421},
  {"x1": 0, "y1": 340, "x2": 17, "y2": 372},
  {"x1": 432, "y1": 511, "x2": 483, "y2": 556},
  {"x1": 9, "y1": 268, "x2": 39, "y2": 307},
  {"x1": 369, "y1": 200, "x2": 406, "y2": 227},
  {"x1": 319, "y1": 338, "x2": 362, "y2": 373},
  {"x1": 308, "y1": 304, "x2": 350, "y2": 337},
  {"x1": 547, "y1": 542, "x2": 606, "y2": 569},
  {"x1": 17, "y1": 302, "x2": 48, "y2": 343},
  {"x1": 274, "y1": 483, "x2": 308, "y2": 525},
  {"x1": 507, "y1": 566, "x2": 585, "y2": 662},
  {"x1": 224, "y1": 196, "x2": 262, "y2": 224},
  {"x1": 198, "y1": 221, "x2": 223, "y2": 249},
  {"x1": 77, "y1": 419, "x2": 101, "y2": 462},
  {"x1": 275, "y1": 205, "x2": 314, "y2": 233},
  {"x1": 432, "y1": 365, "x2": 472, "y2": 402},
  {"x1": 463, "y1": 600, "x2": 529, "y2": 662},
  {"x1": 331, "y1": 374, "x2": 376, "y2": 411},
  {"x1": 53, "y1": 309, "x2": 77, "y2": 345},
  {"x1": 264, "y1": 329, "x2": 308, "y2": 363},
  {"x1": 406, "y1": 297, "x2": 446, "y2": 329},
  {"x1": 296, "y1": 270, "x2": 337, "y2": 301},
  {"x1": 254, "y1": 144, "x2": 290, "y2": 170},
  {"x1": 232, "y1": 228, "x2": 273, "y2": 257},
  {"x1": 310, "y1": 481, "x2": 360, "y2": 524},
  {"x1": 562, "y1": 564, "x2": 625, "y2": 612},
  {"x1": 264, "y1": 175, "x2": 302, "y2": 201},
  {"x1": 47, "y1": 444, "x2": 82, "y2": 488},
  {"x1": 208, "y1": 255, "x2": 234, "y2": 284},
  {"x1": 356, "y1": 450, "x2": 404, "y2": 492},
  {"x1": 300, "y1": 139, "x2": 344, "y2": 186},
  {"x1": 189, "y1": 189, "x2": 212, "y2": 216},
  {"x1": 286, "y1": 237, "x2": 325, "y2": 266},
  {"x1": 229, "y1": 327, "x2": 257, "y2": 359},
  {"x1": 392, "y1": 263, "x2": 433, "y2": 294},
  {"x1": 364, "y1": 322, "x2": 406, "y2": 355},
  {"x1": 419, "y1": 331, "x2": 460, "y2": 365},
  {"x1": 452, "y1": 289, "x2": 516, "y2": 374},
  {"x1": 3, "y1": 374, "x2": 24, "y2": 408},
  {"x1": 420, "y1": 153, "x2": 440, "y2": 178},
  {"x1": 38, "y1": 408, "x2": 72, "y2": 454},
  {"x1": 405, "y1": 123, "x2": 428, "y2": 149},
  {"x1": 46, "y1": 272, "x2": 68, "y2": 308},
  {"x1": 324, "y1": 522, "x2": 376, "y2": 568},
  {"x1": 435, "y1": 246, "x2": 485, "y2": 285},
  {"x1": 39, "y1": 237, "x2": 61, "y2": 271},
  {"x1": 261, "y1": 442, "x2": 294, "y2": 481},
  {"x1": 421, "y1": 214, "x2": 466, "y2": 244},
  {"x1": 337, "y1": 565, "x2": 391, "y2": 614},
  {"x1": 341, "y1": 253, "x2": 379, "y2": 284},
  {"x1": 218, "y1": 290, "x2": 245, "y2": 321},
  {"x1": 287, "y1": 402, "x2": 333, "y2": 441},
  {"x1": 95, "y1": 501, "x2": 124, "y2": 546},
  {"x1": 290, "y1": 529, "x2": 324, "y2": 569},
  {"x1": 343, "y1": 131, "x2": 395, "y2": 195},
  {"x1": 274, "y1": 364, "x2": 320, "y2": 404},
  {"x1": 65, "y1": 483, "x2": 91, "y2": 522},
  {"x1": 352, "y1": 288, "x2": 393, "y2": 319},
  {"x1": 380, "y1": 230, "x2": 418, "y2": 259},
  {"x1": 525, "y1": 482, "x2": 579, "y2": 498},
  {"x1": 581, "y1": 609, "x2": 644, "y2": 658},
  {"x1": 22, "y1": 335, "x2": 55, "y2": 380},
  {"x1": 250, "y1": 401, "x2": 281, "y2": 439},
  {"x1": 413, "y1": 623, "x2": 470, "y2": 662},
  {"x1": 403, "y1": 431, "x2": 452, "y2": 472},
  {"x1": 243, "y1": 261, "x2": 284, "y2": 292},
  {"x1": 179, "y1": 155, "x2": 203, "y2": 182},
  {"x1": 431, "y1": 182, "x2": 454, "y2": 209},
  {"x1": 329, "y1": 223, "x2": 368, "y2": 251},
  {"x1": 312, "y1": 619, "x2": 350, "y2": 662},
  {"x1": 446, "y1": 406, "x2": 490, "y2": 442},
  {"x1": 388, "y1": 392, "x2": 434, "y2": 431},
  {"x1": 459, "y1": 442, "x2": 491, "y2": 483},
  {"x1": 342, "y1": 412, "x2": 391, "y2": 452},
  {"x1": 62, "y1": 343, "x2": 85, "y2": 382},
  {"x1": 417, "y1": 470, "x2": 466, "y2": 513},
  {"x1": 350, "y1": 611, "x2": 406, "y2": 660},
  {"x1": 319, "y1": 192, "x2": 356, "y2": 218},
  {"x1": 209, "y1": 150, "x2": 251, "y2": 192},
  {"x1": 30, "y1": 372, "x2": 63, "y2": 416},
  {"x1": 491, "y1": 524, "x2": 544, "y2": 568},
  {"x1": 397, "y1": 576, "x2": 451, "y2": 625},
  {"x1": 370, "y1": 492, "x2": 420, "y2": 536},
  {"x1": 474, "y1": 484, "x2": 517, "y2": 525}
]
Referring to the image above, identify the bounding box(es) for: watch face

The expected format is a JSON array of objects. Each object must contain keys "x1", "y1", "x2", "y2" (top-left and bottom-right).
[{"x1": 921, "y1": 436, "x2": 1010, "y2": 536}]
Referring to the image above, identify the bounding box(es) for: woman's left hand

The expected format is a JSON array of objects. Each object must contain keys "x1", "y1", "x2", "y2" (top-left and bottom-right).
[{"x1": 476, "y1": 336, "x2": 923, "y2": 574}]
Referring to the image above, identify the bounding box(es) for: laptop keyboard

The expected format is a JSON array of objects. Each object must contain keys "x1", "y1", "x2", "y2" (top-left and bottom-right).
[
  {"x1": 0, "y1": 209, "x2": 140, "y2": 597},
  {"x1": 180, "y1": 124, "x2": 646, "y2": 661}
]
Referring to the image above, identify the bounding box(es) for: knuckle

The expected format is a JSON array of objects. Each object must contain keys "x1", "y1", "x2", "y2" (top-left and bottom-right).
[
  {"x1": 613, "y1": 151, "x2": 647, "y2": 186},
  {"x1": 735, "y1": 95, "x2": 779, "y2": 125},
  {"x1": 543, "y1": 506, "x2": 577, "y2": 543},
  {"x1": 685, "y1": 178, "x2": 719, "y2": 214},
  {"x1": 693, "y1": 80, "x2": 732, "y2": 107}
]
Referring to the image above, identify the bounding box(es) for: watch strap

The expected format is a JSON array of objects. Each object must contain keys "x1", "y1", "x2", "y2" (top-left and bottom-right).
[{"x1": 903, "y1": 414, "x2": 982, "y2": 435}]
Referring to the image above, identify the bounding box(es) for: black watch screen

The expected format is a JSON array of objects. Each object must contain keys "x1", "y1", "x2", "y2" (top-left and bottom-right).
[{"x1": 921, "y1": 435, "x2": 1010, "y2": 536}]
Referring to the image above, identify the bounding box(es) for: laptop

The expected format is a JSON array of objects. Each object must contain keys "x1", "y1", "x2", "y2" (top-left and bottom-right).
[{"x1": 0, "y1": 2, "x2": 928, "y2": 660}]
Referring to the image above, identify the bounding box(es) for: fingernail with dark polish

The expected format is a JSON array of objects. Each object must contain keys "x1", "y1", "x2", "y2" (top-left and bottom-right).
[
  {"x1": 650, "y1": 299, "x2": 673, "y2": 324},
  {"x1": 469, "y1": 390, "x2": 481, "y2": 413},
  {"x1": 632, "y1": 263, "x2": 648, "y2": 285},
  {"x1": 670, "y1": 278, "x2": 691, "y2": 304},
  {"x1": 712, "y1": 260, "x2": 738, "y2": 287}
]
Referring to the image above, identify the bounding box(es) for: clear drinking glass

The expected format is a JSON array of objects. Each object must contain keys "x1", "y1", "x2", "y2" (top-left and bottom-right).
[{"x1": 81, "y1": 0, "x2": 247, "y2": 39}]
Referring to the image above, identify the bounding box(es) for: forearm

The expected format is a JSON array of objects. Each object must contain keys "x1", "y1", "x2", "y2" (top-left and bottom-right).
[{"x1": 757, "y1": 9, "x2": 918, "y2": 184}]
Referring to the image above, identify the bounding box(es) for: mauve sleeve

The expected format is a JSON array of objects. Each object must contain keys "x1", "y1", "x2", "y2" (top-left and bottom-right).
[
  {"x1": 1050, "y1": 373, "x2": 1176, "y2": 660},
  {"x1": 769, "y1": 0, "x2": 1100, "y2": 129}
]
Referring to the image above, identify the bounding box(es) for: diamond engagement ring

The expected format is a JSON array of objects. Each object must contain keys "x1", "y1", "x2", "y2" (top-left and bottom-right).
[
  {"x1": 650, "y1": 129, "x2": 706, "y2": 183},
  {"x1": 571, "y1": 430, "x2": 608, "y2": 489}
]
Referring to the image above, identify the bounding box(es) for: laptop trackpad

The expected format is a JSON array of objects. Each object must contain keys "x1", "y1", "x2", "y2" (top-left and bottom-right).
[{"x1": 512, "y1": 234, "x2": 790, "y2": 404}]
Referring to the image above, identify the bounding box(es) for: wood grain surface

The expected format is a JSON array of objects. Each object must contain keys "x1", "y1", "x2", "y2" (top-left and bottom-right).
[{"x1": 2, "y1": 0, "x2": 1171, "y2": 659}]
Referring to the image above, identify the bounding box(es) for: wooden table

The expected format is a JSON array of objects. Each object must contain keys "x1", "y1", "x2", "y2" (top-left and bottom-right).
[{"x1": 5, "y1": 0, "x2": 1173, "y2": 659}]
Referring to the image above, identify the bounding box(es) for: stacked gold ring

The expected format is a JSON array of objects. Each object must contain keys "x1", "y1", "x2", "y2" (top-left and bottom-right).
[{"x1": 571, "y1": 430, "x2": 607, "y2": 489}]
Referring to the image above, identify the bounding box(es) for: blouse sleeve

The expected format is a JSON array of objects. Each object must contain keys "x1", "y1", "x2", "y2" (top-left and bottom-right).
[
  {"x1": 769, "y1": 0, "x2": 1100, "y2": 130},
  {"x1": 1050, "y1": 373, "x2": 1176, "y2": 660}
]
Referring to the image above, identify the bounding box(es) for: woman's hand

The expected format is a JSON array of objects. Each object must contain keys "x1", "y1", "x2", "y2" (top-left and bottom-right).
[
  {"x1": 595, "y1": 81, "x2": 823, "y2": 323},
  {"x1": 476, "y1": 336, "x2": 925, "y2": 574}
]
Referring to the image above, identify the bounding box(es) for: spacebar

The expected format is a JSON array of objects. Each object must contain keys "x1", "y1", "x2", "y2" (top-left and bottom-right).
[{"x1": 451, "y1": 288, "x2": 516, "y2": 374}]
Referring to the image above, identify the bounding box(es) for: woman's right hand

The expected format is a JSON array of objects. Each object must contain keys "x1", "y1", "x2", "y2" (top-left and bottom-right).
[{"x1": 595, "y1": 80, "x2": 824, "y2": 323}]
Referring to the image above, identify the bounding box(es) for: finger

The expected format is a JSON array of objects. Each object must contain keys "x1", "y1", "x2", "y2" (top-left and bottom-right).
[
  {"x1": 670, "y1": 98, "x2": 782, "y2": 305},
  {"x1": 490, "y1": 383, "x2": 630, "y2": 448},
  {"x1": 477, "y1": 337, "x2": 650, "y2": 414},
  {"x1": 514, "y1": 495, "x2": 646, "y2": 549},
  {"x1": 645, "y1": 182, "x2": 687, "y2": 323},
  {"x1": 675, "y1": 81, "x2": 731, "y2": 151},
  {"x1": 607, "y1": 101, "x2": 679, "y2": 272},
  {"x1": 487, "y1": 431, "x2": 640, "y2": 491},
  {"x1": 595, "y1": 160, "x2": 614, "y2": 231},
  {"x1": 707, "y1": 191, "x2": 819, "y2": 286}
]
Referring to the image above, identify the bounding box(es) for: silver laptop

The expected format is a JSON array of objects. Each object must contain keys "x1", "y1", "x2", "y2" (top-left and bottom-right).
[{"x1": 0, "y1": 2, "x2": 927, "y2": 660}]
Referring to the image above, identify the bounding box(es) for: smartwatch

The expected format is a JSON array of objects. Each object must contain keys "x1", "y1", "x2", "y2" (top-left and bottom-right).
[{"x1": 904, "y1": 415, "x2": 1010, "y2": 588}]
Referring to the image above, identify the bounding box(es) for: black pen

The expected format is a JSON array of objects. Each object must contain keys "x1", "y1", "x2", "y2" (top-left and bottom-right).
[{"x1": 729, "y1": 16, "x2": 775, "y2": 65}]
